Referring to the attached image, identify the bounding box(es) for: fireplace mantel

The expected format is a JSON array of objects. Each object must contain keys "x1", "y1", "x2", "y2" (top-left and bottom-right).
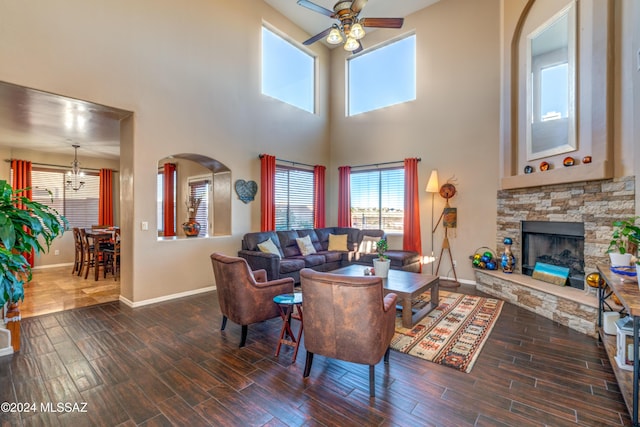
[{"x1": 501, "y1": 160, "x2": 611, "y2": 190}]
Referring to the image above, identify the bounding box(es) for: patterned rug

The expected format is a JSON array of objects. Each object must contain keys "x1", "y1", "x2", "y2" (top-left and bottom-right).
[{"x1": 390, "y1": 291, "x2": 503, "y2": 373}]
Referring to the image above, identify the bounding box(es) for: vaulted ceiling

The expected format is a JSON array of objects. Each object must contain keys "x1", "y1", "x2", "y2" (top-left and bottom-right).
[{"x1": 0, "y1": 1, "x2": 439, "y2": 160}]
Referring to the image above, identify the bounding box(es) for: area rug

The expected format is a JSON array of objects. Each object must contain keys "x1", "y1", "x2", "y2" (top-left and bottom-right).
[{"x1": 390, "y1": 291, "x2": 503, "y2": 373}]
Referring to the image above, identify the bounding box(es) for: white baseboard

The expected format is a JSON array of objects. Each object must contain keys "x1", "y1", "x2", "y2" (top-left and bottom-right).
[
  {"x1": 440, "y1": 276, "x2": 477, "y2": 286},
  {"x1": 119, "y1": 286, "x2": 216, "y2": 308},
  {"x1": 33, "y1": 263, "x2": 74, "y2": 270}
]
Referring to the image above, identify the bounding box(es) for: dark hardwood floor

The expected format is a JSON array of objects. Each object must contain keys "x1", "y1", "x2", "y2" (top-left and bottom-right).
[{"x1": 0, "y1": 282, "x2": 630, "y2": 426}]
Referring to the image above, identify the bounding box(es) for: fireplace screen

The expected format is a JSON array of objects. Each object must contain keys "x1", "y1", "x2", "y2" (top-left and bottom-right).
[{"x1": 521, "y1": 221, "x2": 585, "y2": 289}]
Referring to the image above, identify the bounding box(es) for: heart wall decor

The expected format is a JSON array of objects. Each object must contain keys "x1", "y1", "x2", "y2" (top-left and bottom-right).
[{"x1": 235, "y1": 180, "x2": 257, "y2": 204}]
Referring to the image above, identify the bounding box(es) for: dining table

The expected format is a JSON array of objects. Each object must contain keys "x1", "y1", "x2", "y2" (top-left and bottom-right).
[{"x1": 84, "y1": 227, "x2": 119, "y2": 280}]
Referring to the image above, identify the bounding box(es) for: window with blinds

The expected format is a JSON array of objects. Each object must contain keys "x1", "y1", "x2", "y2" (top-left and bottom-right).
[
  {"x1": 31, "y1": 168, "x2": 100, "y2": 228},
  {"x1": 275, "y1": 166, "x2": 314, "y2": 231},
  {"x1": 188, "y1": 178, "x2": 210, "y2": 237},
  {"x1": 350, "y1": 168, "x2": 404, "y2": 233}
]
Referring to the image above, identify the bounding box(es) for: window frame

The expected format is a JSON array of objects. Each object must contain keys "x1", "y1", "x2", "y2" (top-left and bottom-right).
[
  {"x1": 30, "y1": 166, "x2": 100, "y2": 229},
  {"x1": 274, "y1": 164, "x2": 315, "y2": 231},
  {"x1": 349, "y1": 167, "x2": 405, "y2": 234},
  {"x1": 261, "y1": 23, "x2": 317, "y2": 114},
  {"x1": 347, "y1": 33, "x2": 417, "y2": 116},
  {"x1": 187, "y1": 174, "x2": 212, "y2": 238}
]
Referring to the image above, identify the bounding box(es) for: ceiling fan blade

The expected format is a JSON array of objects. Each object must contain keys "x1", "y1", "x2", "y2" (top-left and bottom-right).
[
  {"x1": 303, "y1": 27, "x2": 333, "y2": 45},
  {"x1": 297, "y1": 0, "x2": 335, "y2": 17},
  {"x1": 350, "y1": 0, "x2": 368, "y2": 14},
  {"x1": 352, "y1": 41, "x2": 363, "y2": 54},
  {"x1": 360, "y1": 17, "x2": 404, "y2": 29}
]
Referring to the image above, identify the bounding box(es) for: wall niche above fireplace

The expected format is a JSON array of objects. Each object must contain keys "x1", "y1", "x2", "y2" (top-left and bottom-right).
[{"x1": 501, "y1": 0, "x2": 613, "y2": 190}]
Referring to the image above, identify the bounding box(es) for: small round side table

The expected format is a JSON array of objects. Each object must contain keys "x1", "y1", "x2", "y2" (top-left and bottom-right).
[{"x1": 273, "y1": 292, "x2": 303, "y2": 363}]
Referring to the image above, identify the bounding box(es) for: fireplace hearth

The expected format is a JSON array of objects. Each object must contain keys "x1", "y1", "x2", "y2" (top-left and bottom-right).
[{"x1": 521, "y1": 221, "x2": 585, "y2": 289}]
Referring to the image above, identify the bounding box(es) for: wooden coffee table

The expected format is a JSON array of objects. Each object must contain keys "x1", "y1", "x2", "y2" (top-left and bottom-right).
[{"x1": 330, "y1": 265, "x2": 439, "y2": 328}]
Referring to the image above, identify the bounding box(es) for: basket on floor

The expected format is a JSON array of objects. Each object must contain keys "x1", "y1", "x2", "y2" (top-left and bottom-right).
[{"x1": 470, "y1": 246, "x2": 499, "y2": 270}]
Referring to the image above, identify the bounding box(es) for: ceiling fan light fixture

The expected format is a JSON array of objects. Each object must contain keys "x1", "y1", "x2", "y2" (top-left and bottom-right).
[
  {"x1": 350, "y1": 22, "x2": 365, "y2": 40},
  {"x1": 326, "y1": 27, "x2": 344, "y2": 44},
  {"x1": 344, "y1": 37, "x2": 359, "y2": 51}
]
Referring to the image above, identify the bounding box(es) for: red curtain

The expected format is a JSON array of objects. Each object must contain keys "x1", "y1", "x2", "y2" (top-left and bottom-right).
[
  {"x1": 313, "y1": 165, "x2": 326, "y2": 228},
  {"x1": 338, "y1": 166, "x2": 351, "y2": 227},
  {"x1": 163, "y1": 163, "x2": 176, "y2": 237},
  {"x1": 403, "y1": 158, "x2": 422, "y2": 270},
  {"x1": 260, "y1": 154, "x2": 276, "y2": 231},
  {"x1": 99, "y1": 169, "x2": 114, "y2": 226},
  {"x1": 11, "y1": 160, "x2": 34, "y2": 267}
]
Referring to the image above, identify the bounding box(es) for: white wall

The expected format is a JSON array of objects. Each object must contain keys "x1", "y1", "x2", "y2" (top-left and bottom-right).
[
  {"x1": 0, "y1": 0, "x2": 331, "y2": 302},
  {"x1": 328, "y1": 0, "x2": 501, "y2": 282}
]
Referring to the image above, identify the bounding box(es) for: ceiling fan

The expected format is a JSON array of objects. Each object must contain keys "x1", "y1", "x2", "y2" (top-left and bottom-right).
[{"x1": 298, "y1": 0, "x2": 404, "y2": 53}]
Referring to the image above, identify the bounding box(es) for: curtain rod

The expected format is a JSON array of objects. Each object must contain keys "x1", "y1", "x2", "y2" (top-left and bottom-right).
[
  {"x1": 258, "y1": 154, "x2": 315, "y2": 169},
  {"x1": 349, "y1": 158, "x2": 421, "y2": 169},
  {"x1": 4, "y1": 159, "x2": 118, "y2": 173}
]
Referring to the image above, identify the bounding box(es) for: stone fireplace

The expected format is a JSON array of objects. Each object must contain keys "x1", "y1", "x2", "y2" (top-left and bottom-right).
[{"x1": 475, "y1": 176, "x2": 636, "y2": 336}]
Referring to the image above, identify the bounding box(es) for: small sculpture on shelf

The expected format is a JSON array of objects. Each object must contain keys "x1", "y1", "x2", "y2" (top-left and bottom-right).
[{"x1": 501, "y1": 237, "x2": 516, "y2": 273}]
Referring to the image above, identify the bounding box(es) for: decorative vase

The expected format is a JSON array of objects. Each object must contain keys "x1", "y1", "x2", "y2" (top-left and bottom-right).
[
  {"x1": 373, "y1": 259, "x2": 390, "y2": 278},
  {"x1": 182, "y1": 217, "x2": 201, "y2": 237},
  {"x1": 609, "y1": 253, "x2": 632, "y2": 266},
  {"x1": 501, "y1": 237, "x2": 516, "y2": 273}
]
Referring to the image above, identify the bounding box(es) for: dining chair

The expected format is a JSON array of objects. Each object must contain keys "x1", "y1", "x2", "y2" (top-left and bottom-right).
[
  {"x1": 72, "y1": 227, "x2": 84, "y2": 276},
  {"x1": 300, "y1": 268, "x2": 398, "y2": 398},
  {"x1": 80, "y1": 228, "x2": 109, "y2": 280},
  {"x1": 79, "y1": 228, "x2": 94, "y2": 279},
  {"x1": 102, "y1": 229, "x2": 121, "y2": 279}
]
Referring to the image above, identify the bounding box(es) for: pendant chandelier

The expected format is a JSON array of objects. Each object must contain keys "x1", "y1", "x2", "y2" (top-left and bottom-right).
[{"x1": 66, "y1": 144, "x2": 85, "y2": 191}]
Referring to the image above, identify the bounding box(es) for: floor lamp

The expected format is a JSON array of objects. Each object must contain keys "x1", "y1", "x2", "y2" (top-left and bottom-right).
[{"x1": 425, "y1": 170, "x2": 439, "y2": 275}]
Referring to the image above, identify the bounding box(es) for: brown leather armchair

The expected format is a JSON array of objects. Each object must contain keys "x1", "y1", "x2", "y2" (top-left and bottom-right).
[
  {"x1": 210, "y1": 253, "x2": 294, "y2": 347},
  {"x1": 300, "y1": 268, "x2": 398, "y2": 397}
]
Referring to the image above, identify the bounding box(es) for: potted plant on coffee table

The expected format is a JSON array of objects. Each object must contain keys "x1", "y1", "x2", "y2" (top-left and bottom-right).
[
  {"x1": 607, "y1": 216, "x2": 640, "y2": 268},
  {"x1": 372, "y1": 238, "x2": 390, "y2": 278},
  {"x1": 0, "y1": 180, "x2": 67, "y2": 351}
]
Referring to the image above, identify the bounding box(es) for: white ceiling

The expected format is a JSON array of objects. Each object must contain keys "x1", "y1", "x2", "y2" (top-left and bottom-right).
[
  {"x1": 0, "y1": 81, "x2": 129, "y2": 160},
  {"x1": 0, "y1": 0, "x2": 439, "y2": 160}
]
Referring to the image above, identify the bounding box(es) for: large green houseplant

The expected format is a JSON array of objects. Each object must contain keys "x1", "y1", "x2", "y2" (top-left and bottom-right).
[{"x1": 0, "y1": 180, "x2": 67, "y2": 306}]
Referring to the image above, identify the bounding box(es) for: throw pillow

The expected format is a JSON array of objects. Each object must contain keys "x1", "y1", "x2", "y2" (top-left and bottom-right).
[
  {"x1": 359, "y1": 235, "x2": 381, "y2": 254},
  {"x1": 328, "y1": 233, "x2": 348, "y2": 251},
  {"x1": 257, "y1": 238, "x2": 281, "y2": 258},
  {"x1": 296, "y1": 235, "x2": 317, "y2": 256}
]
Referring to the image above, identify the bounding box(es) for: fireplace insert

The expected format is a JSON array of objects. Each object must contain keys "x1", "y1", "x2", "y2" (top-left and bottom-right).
[{"x1": 521, "y1": 221, "x2": 585, "y2": 289}]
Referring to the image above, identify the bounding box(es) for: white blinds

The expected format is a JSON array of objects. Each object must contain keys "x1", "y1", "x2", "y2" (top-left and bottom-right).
[
  {"x1": 32, "y1": 168, "x2": 100, "y2": 228},
  {"x1": 275, "y1": 166, "x2": 314, "y2": 231},
  {"x1": 350, "y1": 168, "x2": 404, "y2": 232}
]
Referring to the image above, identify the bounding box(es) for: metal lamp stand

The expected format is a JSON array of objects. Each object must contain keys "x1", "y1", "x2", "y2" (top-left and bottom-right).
[{"x1": 432, "y1": 205, "x2": 460, "y2": 288}]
